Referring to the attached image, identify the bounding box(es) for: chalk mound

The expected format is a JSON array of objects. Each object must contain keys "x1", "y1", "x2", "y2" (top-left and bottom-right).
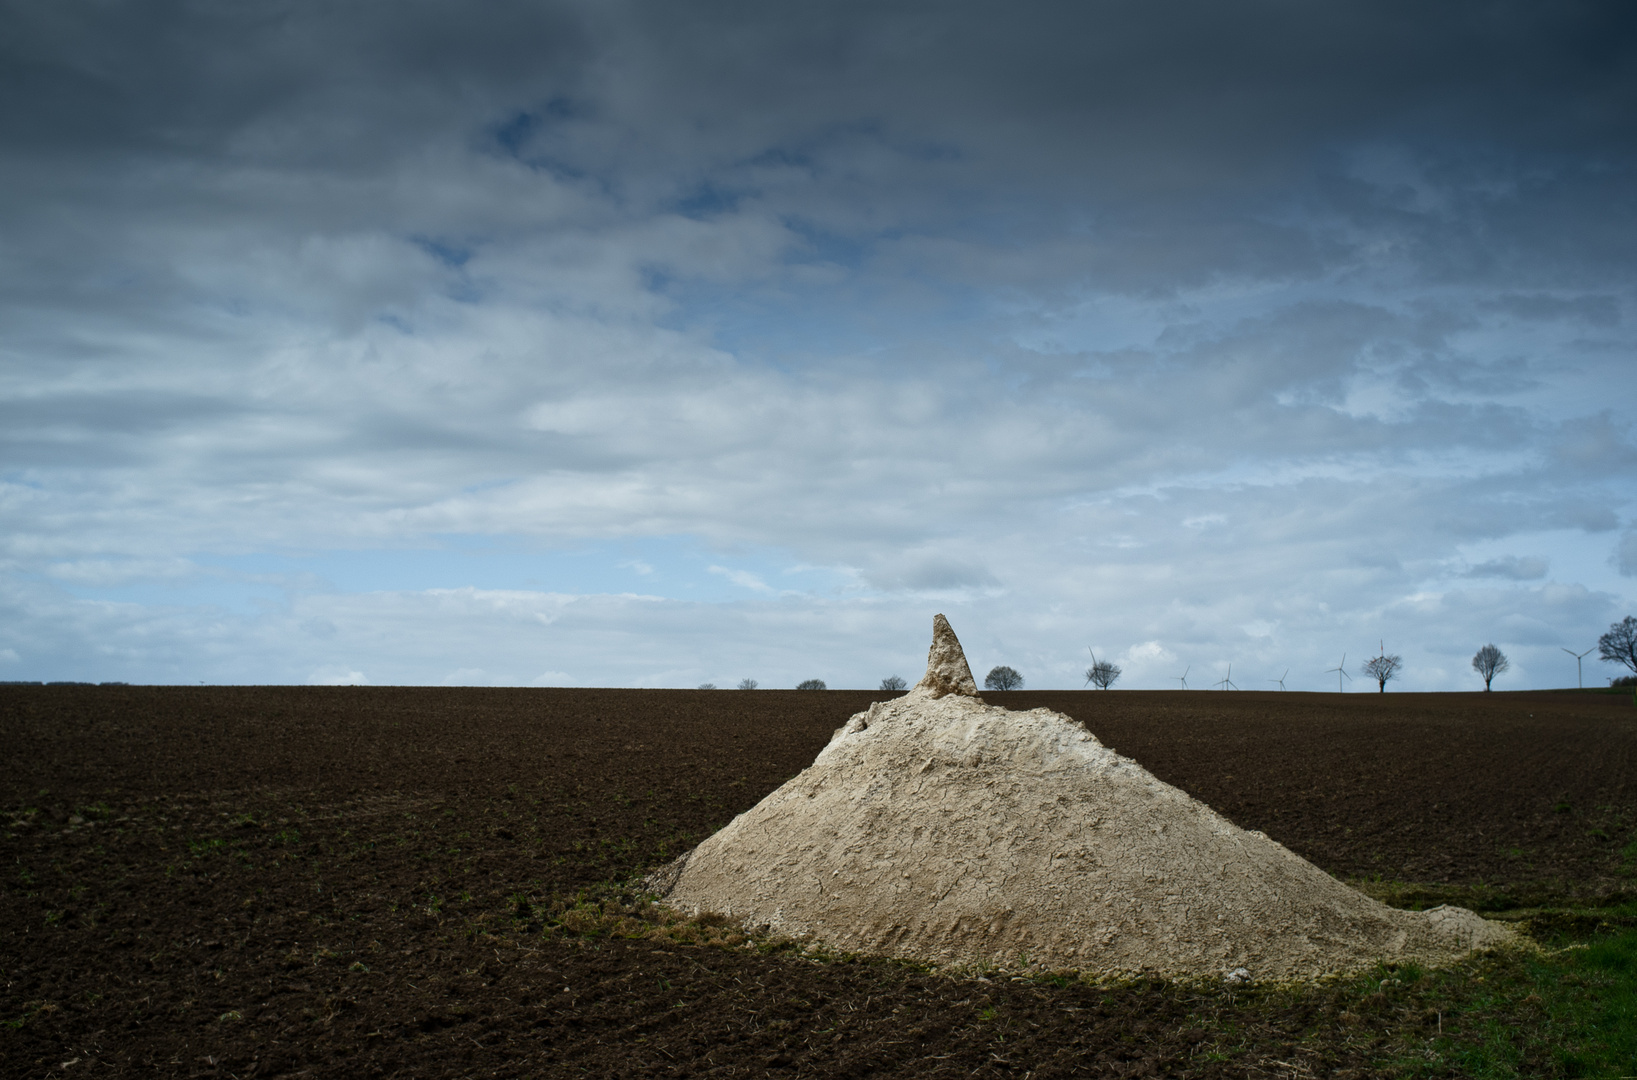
[{"x1": 651, "y1": 616, "x2": 1513, "y2": 980}]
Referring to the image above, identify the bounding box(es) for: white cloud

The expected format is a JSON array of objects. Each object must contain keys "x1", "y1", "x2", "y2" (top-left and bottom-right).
[
  {"x1": 0, "y1": 3, "x2": 1633, "y2": 692},
  {"x1": 708, "y1": 566, "x2": 774, "y2": 593},
  {"x1": 309, "y1": 668, "x2": 369, "y2": 686}
]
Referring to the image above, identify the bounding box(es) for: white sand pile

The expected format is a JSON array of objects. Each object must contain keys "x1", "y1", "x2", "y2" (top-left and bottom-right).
[{"x1": 649, "y1": 615, "x2": 1513, "y2": 980}]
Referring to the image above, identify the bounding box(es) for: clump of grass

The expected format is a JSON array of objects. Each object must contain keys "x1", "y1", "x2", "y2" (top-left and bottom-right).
[
  {"x1": 1349, "y1": 877, "x2": 1637, "y2": 914},
  {"x1": 498, "y1": 879, "x2": 837, "y2": 957},
  {"x1": 534, "y1": 890, "x2": 763, "y2": 950},
  {"x1": 1393, "y1": 927, "x2": 1637, "y2": 1078}
]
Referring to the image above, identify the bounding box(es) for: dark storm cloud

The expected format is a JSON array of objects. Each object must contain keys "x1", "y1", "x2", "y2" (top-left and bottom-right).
[
  {"x1": 0, "y1": 1, "x2": 587, "y2": 159},
  {"x1": 572, "y1": 1, "x2": 1637, "y2": 295},
  {"x1": 6, "y1": 2, "x2": 1636, "y2": 284}
]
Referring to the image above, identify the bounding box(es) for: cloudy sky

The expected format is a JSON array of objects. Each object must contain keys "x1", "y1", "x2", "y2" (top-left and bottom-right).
[{"x1": 3, "y1": 1, "x2": 1635, "y2": 691}]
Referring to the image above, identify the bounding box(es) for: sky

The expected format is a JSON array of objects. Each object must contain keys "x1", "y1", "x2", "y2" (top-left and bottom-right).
[{"x1": 3, "y1": 0, "x2": 1636, "y2": 691}]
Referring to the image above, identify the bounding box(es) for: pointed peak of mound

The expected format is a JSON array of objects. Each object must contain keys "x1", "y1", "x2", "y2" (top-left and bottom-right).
[{"x1": 913, "y1": 614, "x2": 980, "y2": 699}]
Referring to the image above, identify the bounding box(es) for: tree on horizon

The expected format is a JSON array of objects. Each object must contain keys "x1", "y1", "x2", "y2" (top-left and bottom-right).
[
  {"x1": 1363, "y1": 649, "x2": 1402, "y2": 692},
  {"x1": 984, "y1": 665, "x2": 1023, "y2": 691},
  {"x1": 1599, "y1": 617, "x2": 1637, "y2": 703},
  {"x1": 1084, "y1": 657, "x2": 1122, "y2": 690},
  {"x1": 1471, "y1": 644, "x2": 1508, "y2": 691}
]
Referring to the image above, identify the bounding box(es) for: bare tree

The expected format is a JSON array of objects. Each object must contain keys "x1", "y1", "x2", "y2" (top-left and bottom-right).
[
  {"x1": 879, "y1": 675, "x2": 907, "y2": 691},
  {"x1": 1084, "y1": 657, "x2": 1122, "y2": 690},
  {"x1": 1362, "y1": 648, "x2": 1402, "y2": 693},
  {"x1": 696, "y1": 682, "x2": 717, "y2": 690},
  {"x1": 1084, "y1": 647, "x2": 1122, "y2": 690},
  {"x1": 984, "y1": 665, "x2": 1023, "y2": 690},
  {"x1": 1600, "y1": 616, "x2": 1637, "y2": 701},
  {"x1": 736, "y1": 678, "x2": 758, "y2": 690},
  {"x1": 796, "y1": 678, "x2": 827, "y2": 690},
  {"x1": 1471, "y1": 644, "x2": 1508, "y2": 691}
]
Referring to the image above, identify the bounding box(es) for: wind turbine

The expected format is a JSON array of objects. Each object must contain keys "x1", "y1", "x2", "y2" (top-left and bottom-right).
[
  {"x1": 1325, "y1": 654, "x2": 1351, "y2": 693},
  {"x1": 1214, "y1": 664, "x2": 1238, "y2": 691},
  {"x1": 1175, "y1": 665, "x2": 1189, "y2": 690},
  {"x1": 1268, "y1": 669, "x2": 1288, "y2": 691},
  {"x1": 1562, "y1": 646, "x2": 1594, "y2": 689}
]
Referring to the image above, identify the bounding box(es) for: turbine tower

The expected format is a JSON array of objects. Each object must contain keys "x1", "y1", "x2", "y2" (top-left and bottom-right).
[
  {"x1": 1562, "y1": 646, "x2": 1594, "y2": 689},
  {"x1": 1268, "y1": 669, "x2": 1288, "y2": 691},
  {"x1": 1175, "y1": 665, "x2": 1189, "y2": 690},
  {"x1": 1214, "y1": 664, "x2": 1238, "y2": 691},
  {"x1": 1325, "y1": 654, "x2": 1351, "y2": 694}
]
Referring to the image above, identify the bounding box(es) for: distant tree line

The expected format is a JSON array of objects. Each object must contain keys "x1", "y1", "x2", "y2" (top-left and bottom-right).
[{"x1": 694, "y1": 615, "x2": 1637, "y2": 698}]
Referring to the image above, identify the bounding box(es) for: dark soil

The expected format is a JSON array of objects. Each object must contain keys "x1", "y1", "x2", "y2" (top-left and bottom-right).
[{"x1": 3, "y1": 685, "x2": 1635, "y2": 1078}]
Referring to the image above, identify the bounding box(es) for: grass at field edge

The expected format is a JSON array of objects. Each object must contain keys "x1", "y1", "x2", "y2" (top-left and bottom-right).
[{"x1": 533, "y1": 876, "x2": 1637, "y2": 1078}]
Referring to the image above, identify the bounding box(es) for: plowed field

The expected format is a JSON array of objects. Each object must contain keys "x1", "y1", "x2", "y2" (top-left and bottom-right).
[{"x1": 3, "y1": 686, "x2": 1635, "y2": 1078}]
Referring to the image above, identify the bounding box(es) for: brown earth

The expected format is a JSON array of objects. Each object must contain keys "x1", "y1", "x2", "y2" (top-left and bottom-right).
[{"x1": 2, "y1": 685, "x2": 1635, "y2": 1078}]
